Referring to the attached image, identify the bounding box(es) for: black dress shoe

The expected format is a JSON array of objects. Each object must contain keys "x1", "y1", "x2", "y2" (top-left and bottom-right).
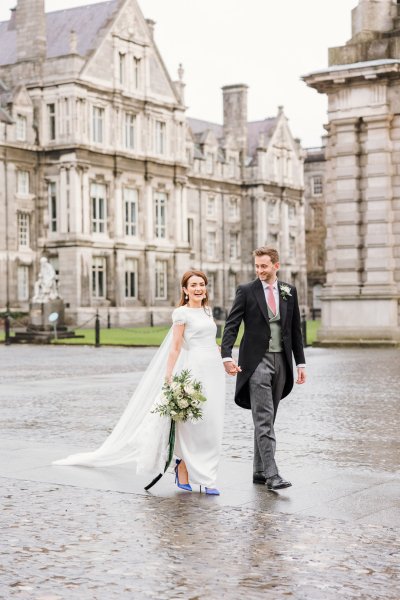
[
  {"x1": 253, "y1": 472, "x2": 267, "y2": 484},
  {"x1": 266, "y1": 474, "x2": 292, "y2": 490}
]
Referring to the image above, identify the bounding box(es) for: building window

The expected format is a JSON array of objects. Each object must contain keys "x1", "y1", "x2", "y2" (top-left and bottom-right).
[
  {"x1": 268, "y1": 201, "x2": 277, "y2": 220},
  {"x1": 229, "y1": 157, "x2": 236, "y2": 178},
  {"x1": 16, "y1": 115, "x2": 27, "y2": 141},
  {"x1": 154, "y1": 191, "x2": 167, "y2": 239},
  {"x1": 47, "y1": 103, "x2": 56, "y2": 141},
  {"x1": 17, "y1": 170, "x2": 29, "y2": 195},
  {"x1": 134, "y1": 57, "x2": 141, "y2": 88},
  {"x1": 269, "y1": 232, "x2": 278, "y2": 246},
  {"x1": 155, "y1": 120, "x2": 166, "y2": 154},
  {"x1": 18, "y1": 213, "x2": 30, "y2": 248},
  {"x1": 125, "y1": 258, "x2": 138, "y2": 298},
  {"x1": 124, "y1": 113, "x2": 136, "y2": 149},
  {"x1": 207, "y1": 273, "x2": 215, "y2": 300},
  {"x1": 229, "y1": 232, "x2": 240, "y2": 259},
  {"x1": 187, "y1": 217, "x2": 194, "y2": 247},
  {"x1": 155, "y1": 260, "x2": 167, "y2": 300},
  {"x1": 92, "y1": 106, "x2": 104, "y2": 143},
  {"x1": 119, "y1": 52, "x2": 125, "y2": 85},
  {"x1": 229, "y1": 197, "x2": 239, "y2": 219},
  {"x1": 288, "y1": 204, "x2": 296, "y2": 220},
  {"x1": 207, "y1": 231, "x2": 217, "y2": 258},
  {"x1": 124, "y1": 188, "x2": 138, "y2": 236},
  {"x1": 92, "y1": 257, "x2": 106, "y2": 298},
  {"x1": 206, "y1": 152, "x2": 214, "y2": 174},
  {"x1": 17, "y1": 266, "x2": 29, "y2": 301},
  {"x1": 48, "y1": 182, "x2": 57, "y2": 232},
  {"x1": 312, "y1": 175, "x2": 323, "y2": 196},
  {"x1": 289, "y1": 235, "x2": 296, "y2": 256},
  {"x1": 228, "y1": 273, "x2": 236, "y2": 300},
  {"x1": 207, "y1": 195, "x2": 216, "y2": 218},
  {"x1": 62, "y1": 98, "x2": 71, "y2": 137},
  {"x1": 91, "y1": 183, "x2": 106, "y2": 233}
]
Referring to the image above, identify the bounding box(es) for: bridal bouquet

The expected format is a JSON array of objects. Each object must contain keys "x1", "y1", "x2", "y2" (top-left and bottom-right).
[{"x1": 152, "y1": 369, "x2": 207, "y2": 423}]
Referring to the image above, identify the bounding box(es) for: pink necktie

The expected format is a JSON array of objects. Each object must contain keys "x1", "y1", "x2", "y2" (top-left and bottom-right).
[{"x1": 266, "y1": 284, "x2": 276, "y2": 315}]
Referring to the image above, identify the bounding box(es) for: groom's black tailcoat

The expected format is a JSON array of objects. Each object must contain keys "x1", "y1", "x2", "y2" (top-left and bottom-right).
[{"x1": 221, "y1": 278, "x2": 305, "y2": 409}]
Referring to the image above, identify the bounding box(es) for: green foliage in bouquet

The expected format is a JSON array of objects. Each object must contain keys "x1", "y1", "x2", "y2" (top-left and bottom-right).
[{"x1": 152, "y1": 369, "x2": 207, "y2": 423}]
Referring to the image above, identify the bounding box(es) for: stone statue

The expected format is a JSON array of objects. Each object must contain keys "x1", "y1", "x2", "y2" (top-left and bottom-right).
[{"x1": 32, "y1": 257, "x2": 60, "y2": 303}]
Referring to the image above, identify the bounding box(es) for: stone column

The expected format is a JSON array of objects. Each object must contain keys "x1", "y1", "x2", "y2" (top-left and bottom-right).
[{"x1": 144, "y1": 180, "x2": 154, "y2": 241}]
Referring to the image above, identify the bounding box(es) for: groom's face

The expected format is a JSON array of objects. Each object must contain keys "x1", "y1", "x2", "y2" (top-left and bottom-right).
[{"x1": 255, "y1": 255, "x2": 279, "y2": 282}]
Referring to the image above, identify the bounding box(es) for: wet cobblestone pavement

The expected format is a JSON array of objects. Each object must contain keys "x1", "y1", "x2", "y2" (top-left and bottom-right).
[{"x1": 0, "y1": 345, "x2": 399, "y2": 598}]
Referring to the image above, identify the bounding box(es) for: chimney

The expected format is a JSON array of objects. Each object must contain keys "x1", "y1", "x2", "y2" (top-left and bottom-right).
[
  {"x1": 351, "y1": 0, "x2": 394, "y2": 41},
  {"x1": 146, "y1": 19, "x2": 156, "y2": 39},
  {"x1": 222, "y1": 84, "x2": 248, "y2": 155},
  {"x1": 16, "y1": 0, "x2": 46, "y2": 62}
]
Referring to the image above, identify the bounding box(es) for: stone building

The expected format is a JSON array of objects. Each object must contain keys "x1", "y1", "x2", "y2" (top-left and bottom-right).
[
  {"x1": 304, "y1": 0, "x2": 400, "y2": 343},
  {"x1": 304, "y1": 143, "x2": 327, "y2": 316},
  {"x1": 0, "y1": 0, "x2": 307, "y2": 325}
]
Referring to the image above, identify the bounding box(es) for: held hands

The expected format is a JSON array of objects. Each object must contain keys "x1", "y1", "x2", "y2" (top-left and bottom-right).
[
  {"x1": 223, "y1": 360, "x2": 242, "y2": 376},
  {"x1": 296, "y1": 367, "x2": 306, "y2": 385}
]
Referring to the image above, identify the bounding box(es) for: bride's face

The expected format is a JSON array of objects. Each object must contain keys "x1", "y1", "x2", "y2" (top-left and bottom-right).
[{"x1": 183, "y1": 276, "x2": 207, "y2": 303}]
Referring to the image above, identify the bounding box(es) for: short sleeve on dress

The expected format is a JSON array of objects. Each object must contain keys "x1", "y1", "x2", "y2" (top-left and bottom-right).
[{"x1": 172, "y1": 307, "x2": 186, "y2": 326}]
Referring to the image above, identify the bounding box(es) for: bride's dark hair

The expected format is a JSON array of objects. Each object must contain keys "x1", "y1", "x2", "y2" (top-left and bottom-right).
[{"x1": 178, "y1": 270, "x2": 209, "y2": 308}]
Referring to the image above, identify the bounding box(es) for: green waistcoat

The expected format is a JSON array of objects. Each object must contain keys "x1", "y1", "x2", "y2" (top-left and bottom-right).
[{"x1": 267, "y1": 303, "x2": 283, "y2": 352}]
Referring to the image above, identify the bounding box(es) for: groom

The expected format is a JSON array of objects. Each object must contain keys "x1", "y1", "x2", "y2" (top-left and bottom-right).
[{"x1": 221, "y1": 246, "x2": 306, "y2": 490}]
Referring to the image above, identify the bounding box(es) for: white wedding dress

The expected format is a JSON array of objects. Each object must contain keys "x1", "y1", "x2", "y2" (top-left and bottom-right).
[{"x1": 53, "y1": 306, "x2": 226, "y2": 487}]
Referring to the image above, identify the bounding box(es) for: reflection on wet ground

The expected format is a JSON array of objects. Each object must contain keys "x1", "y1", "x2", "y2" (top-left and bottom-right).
[{"x1": 0, "y1": 345, "x2": 399, "y2": 599}]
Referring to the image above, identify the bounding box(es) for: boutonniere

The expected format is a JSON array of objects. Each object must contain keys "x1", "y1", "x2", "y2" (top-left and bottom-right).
[{"x1": 279, "y1": 284, "x2": 292, "y2": 301}]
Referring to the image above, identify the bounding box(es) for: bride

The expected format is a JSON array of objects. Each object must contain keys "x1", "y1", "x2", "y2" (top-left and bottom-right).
[{"x1": 53, "y1": 270, "x2": 226, "y2": 495}]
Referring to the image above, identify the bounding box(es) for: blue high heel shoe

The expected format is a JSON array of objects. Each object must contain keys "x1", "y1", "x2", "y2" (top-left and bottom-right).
[
  {"x1": 175, "y1": 459, "x2": 192, "y2": 491},
  {"x1": 200, "y1": 485, "x2": 220, "y2": 496}
]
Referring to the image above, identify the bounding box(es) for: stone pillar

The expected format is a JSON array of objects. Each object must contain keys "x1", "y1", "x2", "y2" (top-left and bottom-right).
[
  {"x1": 81, "y1": 168, "x2": 90, "y2": 235},
  {"x1": 222, "y1": 84, "x2": 248, "y2": 160},
  {"x1": 69, "y1": 166, "x2": 82, "y2": 234},
  {"x1": 144, "y1": 181, "x2": 154, "y2": 241}
]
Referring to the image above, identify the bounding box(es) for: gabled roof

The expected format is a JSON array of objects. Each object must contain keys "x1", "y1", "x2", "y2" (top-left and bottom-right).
[
  {"x1": 247, "y1": 118, "x2": 278, "y2": 157},
  {"x1": 188, "y1": 118, "x2": 223, "y2": 140},
  {"x1": 0, "y1": 0, "x2": 119, "y2": 66},
  {"x1": 188, "y1": 115, "x2": 279, "y2": 159}
]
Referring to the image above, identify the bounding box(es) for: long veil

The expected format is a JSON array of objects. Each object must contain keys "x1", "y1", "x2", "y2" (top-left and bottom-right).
[{"x1": 53, "y1": 328, "x2": 187, "y2": 477}]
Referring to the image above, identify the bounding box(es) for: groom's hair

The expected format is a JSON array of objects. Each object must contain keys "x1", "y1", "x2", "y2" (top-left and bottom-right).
[{"x1": 252, "y1": 246, "x2": 279, "y2": 264}]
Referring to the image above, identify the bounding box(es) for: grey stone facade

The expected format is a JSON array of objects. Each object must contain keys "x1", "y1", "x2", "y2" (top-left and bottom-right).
[
  {"x1": 0, "y1": 0, "x2": 307, "y2": 326},
  {"x1": 304, "y1": 0, "x2": 400, "y2": 343}
]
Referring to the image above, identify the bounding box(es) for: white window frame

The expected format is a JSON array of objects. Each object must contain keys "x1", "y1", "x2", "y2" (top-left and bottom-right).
[
  {"x1": 16, "y1": 114, "x2": 27, "y2": 141},
  {"x1": 48, "y1": 182, "x2": 57, "y2": 233},
  {"x1": 18, "y1": 212, "x2": 30, "y2": 248},
  {"x1": 207, "y1": 273, "x2": 215, "y2": 300},
  {"x1": 312, "y1": 175, "x2": 323, "y2": 196},
  {"x1": 92, "y1": 106, "x2": 104, "y2": 143},
  {"x1": 17, "y1": 265, "x2": 29, "y2": 301},
  {"x1": 17, "y1": 170, "x2": 29, "y2": 195},
  {"x1": 154, "y1": 191, "x2": 167, "y2": 239},
  {"x1": 155, "y1": 120, "x2": 166, "y2": 155},
  {"x1": 229, "y1": 197, "x2": 239, "y2": 219},
  {"x1": 124, "y1": 113, "x2": 136, "y2": 150},
  {"x1": 289, "y1": 234, "x2": 296, "y2": 256},
  {"x1": 229, "y1": 231, "x2": 240, "y2": 259},
  {"x1": 207, "y1": 231, "x2": 217, "y2": 259},
  {"x1": 119, "y1": 52, "x2": 126, "y2": 85},
  {"x1": 207, "y1": 195, "x2": 216, "y2": 218},
  {"x1": 125, "y1": 258, "x2": 138, "y2": 298},
  {"x1": 92, "y1": 256, "x2": 106, "y2": 298},
  {"x1": 124, "y1": 188, "x2": 138, "y2": 237},
  {"x1": 133, "y1": 56, "x2": 141, "y2": 89},
  {"x1": 228, "y1": 273, "x2": 236, "y2": 300},
  {"x1": 155, "y1": 260, "x2": 168, "y2": 300},
  {"x1": 47, "y1": 103, "x2": 56, "y2": 141},
  {"x1": 91, "y1": 183, "x2": 107, "y2": 234}
]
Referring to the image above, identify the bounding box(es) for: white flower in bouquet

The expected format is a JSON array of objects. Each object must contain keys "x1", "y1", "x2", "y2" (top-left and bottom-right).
[{"x1": 152, "y1": 369, "x2": 207, "y2": 423}]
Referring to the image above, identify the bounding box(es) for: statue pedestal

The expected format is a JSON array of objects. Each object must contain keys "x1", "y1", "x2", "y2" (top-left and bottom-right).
[{"x1": 30, "y1": 300, "x2": 66, "y2": 331}]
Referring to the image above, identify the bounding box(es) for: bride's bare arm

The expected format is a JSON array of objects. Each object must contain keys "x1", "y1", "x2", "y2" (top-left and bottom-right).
[{"x1": 165, "y1": 324, "x2": 185, "y2": 382}]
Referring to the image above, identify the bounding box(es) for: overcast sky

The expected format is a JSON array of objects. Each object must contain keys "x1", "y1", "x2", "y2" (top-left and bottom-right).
[{"x1": 0, "y1": 0, "x2": 358, "y2": 147}]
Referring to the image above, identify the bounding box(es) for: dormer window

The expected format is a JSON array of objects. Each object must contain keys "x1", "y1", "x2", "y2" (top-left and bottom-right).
[
  {"x1": 133, "y1": 57, "x2": 141, "y2": 89},
  {"x1": 16, "y1": 115, "x2": 27, "y2": 141},
  {"x1": 119, "y1": 52, "x2": 126, "y2": 85},
  {"x1": 206, "y1": 152, "x2": 214, "y2": 175}
]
